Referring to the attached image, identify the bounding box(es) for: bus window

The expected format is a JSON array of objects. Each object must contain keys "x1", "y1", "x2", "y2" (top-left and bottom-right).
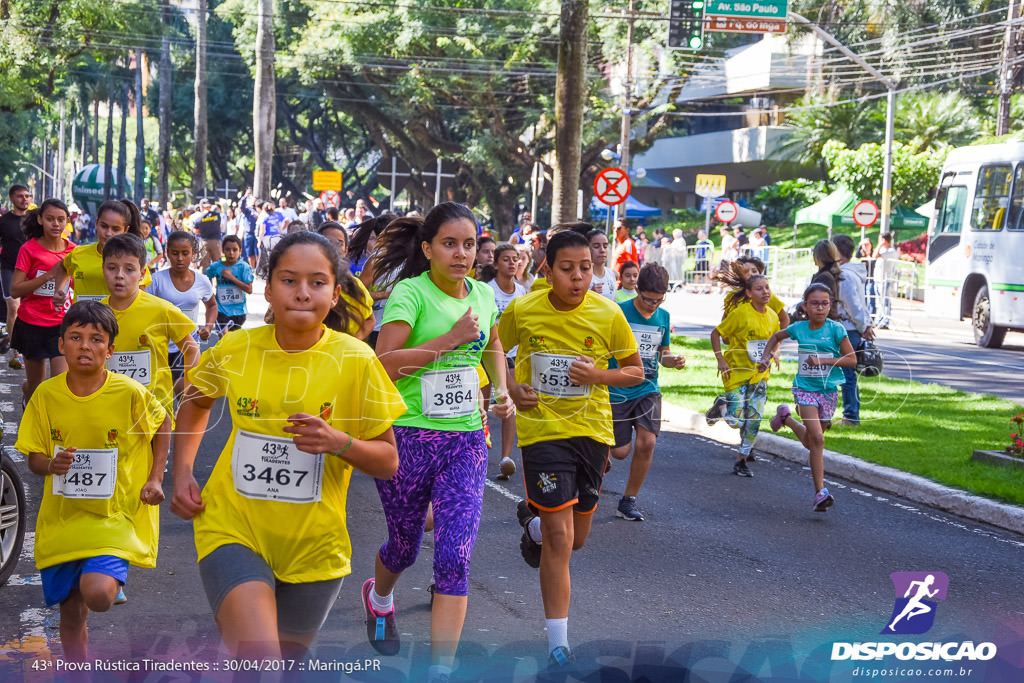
[
  {"x1": 1012, "y1": 163, "x2": 1024, "y2": 230},
  {"x1": 935, "y1": 186, "x2": 967, "y2": 234},
  {"x1": 971, "y1": 164, "x2": 1012, "y2": 231}
]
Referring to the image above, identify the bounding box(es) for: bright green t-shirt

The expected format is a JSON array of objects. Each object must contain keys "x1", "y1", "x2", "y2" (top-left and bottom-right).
[
  {"x1": 615, "y1": 288, "x2": 637, "y2": 303},
  {"x1": 382, "y1": 271, "x2": 498, "y2": 432}
]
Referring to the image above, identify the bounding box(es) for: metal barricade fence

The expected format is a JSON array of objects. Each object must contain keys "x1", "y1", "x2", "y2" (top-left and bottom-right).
[{"x1": 862, "y1": 257, "x2": 921, "y2": 329}]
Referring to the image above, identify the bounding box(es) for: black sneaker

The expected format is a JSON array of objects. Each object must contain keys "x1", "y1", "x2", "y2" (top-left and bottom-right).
[
  {"x1": 362, "y1": 578, "x2": 400, "y2": 655},
  {"x1": 516, "y1": 499, "x2": 536, "y2": 528},
  {"x1": 516, "y1": 500, "x2": 541, "y2": 568},
  {"x1": 733, "y1": 460, "x2": 753, "y2": 477},
  {"x1": 705, "y1": 396, "x2": 727, "y2": 426},
  {"x1": 616, "y1": 495, "x2": 645, "y2": 521}
]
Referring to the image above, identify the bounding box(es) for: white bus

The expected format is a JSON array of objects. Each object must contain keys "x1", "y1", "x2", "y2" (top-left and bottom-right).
[{"x1": 926, "y1": 142, "x2": 1024, "y2": 348}]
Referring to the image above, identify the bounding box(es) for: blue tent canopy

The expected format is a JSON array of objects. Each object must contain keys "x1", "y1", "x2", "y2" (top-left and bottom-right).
[{"x1": 589, "y1": 195, "x2": 662, "y2": 219}]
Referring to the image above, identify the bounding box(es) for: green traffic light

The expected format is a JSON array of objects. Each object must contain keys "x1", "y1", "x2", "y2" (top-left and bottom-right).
[
  {"x1": 692, "y1": 1, "x2": 704, "y2": 8},
  {"x1": 689, "y1": 36, "x2": 703, "y2": 49}
]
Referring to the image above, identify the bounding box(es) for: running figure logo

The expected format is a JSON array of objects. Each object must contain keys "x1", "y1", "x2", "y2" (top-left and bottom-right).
[{"x1": 881, "y1": 571, "x2": 949, "y2": 635}]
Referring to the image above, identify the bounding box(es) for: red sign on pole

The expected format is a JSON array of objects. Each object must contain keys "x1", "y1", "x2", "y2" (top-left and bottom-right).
[
  {"x1": 594, "y1": 167, "x2": 631, "y2": 206},
  {"x1": 853, "y1": 199, "x2": 880, "y2": 227},
  {"x1": 715, "y1": 200, "x2": 739, "y2": 224}
]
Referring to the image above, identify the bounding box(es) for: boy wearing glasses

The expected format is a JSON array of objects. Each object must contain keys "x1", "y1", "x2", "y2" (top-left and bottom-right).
[{"x1": 608, "y1": 264, "x2": 686, "y2": 521}]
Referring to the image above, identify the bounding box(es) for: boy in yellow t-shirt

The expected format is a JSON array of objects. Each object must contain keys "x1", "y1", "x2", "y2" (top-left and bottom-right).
[
  {"x1": 100, "y1": 234, "x2": 199, "y2": 420},
  {"x1": 18, "y1": 301, "x2": 170, "y2": 662},
  {"x1": 497, "y1": 230, "x2": 644, "y2": 667}
]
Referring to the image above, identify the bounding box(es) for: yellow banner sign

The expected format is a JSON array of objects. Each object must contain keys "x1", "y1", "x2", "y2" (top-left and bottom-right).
[
  {"x1": 312, "y1": 170, "x2": 343, "y2": 192},
  {"x1": 695, "y1": 174, "x2": 727, "y2": 198}
]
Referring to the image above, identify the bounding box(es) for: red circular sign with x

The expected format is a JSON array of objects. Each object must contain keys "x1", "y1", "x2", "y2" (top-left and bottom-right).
[{"x1": 594, "y1": 167, "x2": 631, "y2": 206}]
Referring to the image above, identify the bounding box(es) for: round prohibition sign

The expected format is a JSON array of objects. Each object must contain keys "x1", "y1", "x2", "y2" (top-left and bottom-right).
[
  {"x1": 853, "y1": 199, "x2": 880, "y2": 227},
  {"x1": 715, "y1": 200, "x2": 738, "y2": 224},
  {"x1": 594, "y1": 167, "x2": 631, "y2": 206}
]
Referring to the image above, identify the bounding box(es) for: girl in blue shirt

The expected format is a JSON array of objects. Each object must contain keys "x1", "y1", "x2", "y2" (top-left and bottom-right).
[{"x1": 757, "y1": 283, "x2": 856, "y2": 512}]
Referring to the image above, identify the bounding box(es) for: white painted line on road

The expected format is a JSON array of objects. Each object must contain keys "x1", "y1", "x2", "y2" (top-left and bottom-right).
[
  {"x1": 21, "y1": 531, "x2": 33, "y2": 562},
  {"x1": 6, "y1": 574, "x2": 41, "y2": 586},
  {"x1": 0, "y1": 401, "x2": 13, "y2": 411},
  {"x1": 0, "y1": 383, "x2": 13, "y2": 394},
  {"x1": 5, "y1": 445, "x2": 23, "y2": 462},
  {"x1": 4, "y1": 422, "x2": 18, "y2": 436},
  {"x1": 485, "y1": 479, "x2": 521, "y2": 503},
  {"x1": 20, "y1": 608, "x2": 50, "y2": 639}
]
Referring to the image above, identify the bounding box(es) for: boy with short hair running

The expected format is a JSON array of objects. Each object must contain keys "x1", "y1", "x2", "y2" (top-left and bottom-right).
[
  {"x1": 609, "y1": 263, "x2": 686, "y2": 521},
  {"x1": 205, "y1": 234, "x2": 254, "y2": 334},
  {"x1": 100, "y1": 234, "x2": 198, "y2": 421},
  {"x1": 758, "y1": 283, "x2": 857, "y2": 511},
  {"x1": 18, "y1": 301, "x2": 171, "y2": 661},
  {"x1": 498, "y1": 230, "x2": 643, "y2": 666}
]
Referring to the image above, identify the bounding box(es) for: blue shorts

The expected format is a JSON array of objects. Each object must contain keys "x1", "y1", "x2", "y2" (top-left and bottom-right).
[
  {"x1": 40, "y1": 556, "x2": 128, "y2": 607},
  {"x1": 243, "y1": 233, "x2": 259, "y2": 259}
]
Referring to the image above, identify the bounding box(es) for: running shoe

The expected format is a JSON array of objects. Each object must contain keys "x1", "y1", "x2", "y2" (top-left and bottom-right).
[
  {"x1": 362, "y1": 578, "x2": 400, "y2": 655},
  {"x1": 616, "y1": 495, "x2": 645, "y2": 521},
  {"x1": 705, "y1": 396, "x2": 727, "y2": 426},
  {"x1": 733, "y1": 460, "x2": 753, "y2": 478},
  {"x1": 497, "y1": 456, "x2": 516, "y2": 480},
  {"x1": 9, "y1": 353, "x2": 23, "y2": 370},
  {"x1": 516, "y1": 500, "x2": 541, "y2": 569},
  {"x1": 813, "y1": 488, "x2": 835, "y2": 512},
  {"x1": 114, "y1": 587, "x2": 127, "y2": 605},
  {"x1": 548, "y1": 646, "x2": 577, "y2": 667},
  {"x1": 770, "y1": 404, "x2": 791, "y2": 432},
  {"x1": 745, "y1": 453, "x2": 757, "y2": 462}
]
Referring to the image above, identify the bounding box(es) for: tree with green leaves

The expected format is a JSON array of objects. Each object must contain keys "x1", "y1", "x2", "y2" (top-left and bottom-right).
[{"x1": 821, "y1": 139, "x2": 947, "y2": 208}]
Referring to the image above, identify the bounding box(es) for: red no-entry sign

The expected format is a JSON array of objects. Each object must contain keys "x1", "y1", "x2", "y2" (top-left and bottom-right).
[
  {"x1": 715, "y1": 200, "x2": 738, "y2": 224},
  {"x1": 853, "y1": 199, "x2": 879, "y2": 227},
  {"x1": 594, "y1": 167, "x2": 631, "y2": 206}
]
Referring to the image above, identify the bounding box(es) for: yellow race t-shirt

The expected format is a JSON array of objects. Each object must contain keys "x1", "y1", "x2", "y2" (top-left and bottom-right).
[
  {"x1": 530, "y1": 276, "x2": 551, "y2": 292},
  {"x1": 15, "y1": 371, "x2": 167, "y2": 569},
  {"x1": 186, "y1": 325, "x2": 406, "y2": 583},
  {"x1": 64, "y1": 243, "x2": 153, "y2": 301},
  {"x1": 715, "y1": 301, "x2": 781, "y2": 391},
  {"x1": 497, "y1": 289, "x2": 638, "y2": 447},
  {"x1": 102, "y1": 291, "x2": 196, "y2": 419},
  {"x1": 769, "y1": 293, "x2": 785, "y2": 316},
  {"x1": 339, "y1": 277, "x2": 374, "y2": 337}
]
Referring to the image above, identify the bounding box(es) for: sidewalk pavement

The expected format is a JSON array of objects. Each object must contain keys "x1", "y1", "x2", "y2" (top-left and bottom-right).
[{"x1": 659, "y1": 402, "x2": 1024, "y2": 537}]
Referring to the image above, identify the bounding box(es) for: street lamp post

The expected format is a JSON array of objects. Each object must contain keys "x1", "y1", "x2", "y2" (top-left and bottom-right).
[
  {"x1": 617, "y1": 0, "x2": 637, "y2": 222},
  {"x1": 788, "y1": 12, "x2": 897, "y2": 243}
]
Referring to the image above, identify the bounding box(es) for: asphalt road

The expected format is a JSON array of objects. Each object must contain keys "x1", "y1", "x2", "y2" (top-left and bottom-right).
[{"x1": 2, "y1": 394, "x2": 1022, "y2": 682}]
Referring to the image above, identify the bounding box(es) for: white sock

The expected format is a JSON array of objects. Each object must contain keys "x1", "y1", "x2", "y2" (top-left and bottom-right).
[
  {"x1": 370, "y1": 587, "x2": 393, "y2": 613},
  {"x1": 528, "y1": 516, "x2": 542, "y2": 544},
  {"x1": 427, "y1": 665, "x2": 452, "y2": 682},
  {"x1": 546, "y1": 617, "x2": 569, "y2": 653}
]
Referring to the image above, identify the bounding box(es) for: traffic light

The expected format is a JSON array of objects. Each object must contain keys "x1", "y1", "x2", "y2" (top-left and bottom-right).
[{"x1": 668, "y1": 0, "x2": 705, "y2": 50}]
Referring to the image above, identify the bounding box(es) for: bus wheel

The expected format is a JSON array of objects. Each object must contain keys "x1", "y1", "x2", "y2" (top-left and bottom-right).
[
  {"x1": 0, "y1": 453, "x2": 26, "y2": 587},
  {"x1": 972, "y1": 285, "x2": 1007, "y2": 348}
]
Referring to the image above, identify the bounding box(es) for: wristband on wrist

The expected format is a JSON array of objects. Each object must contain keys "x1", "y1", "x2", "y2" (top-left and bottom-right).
[{"x1": 336, "y1": 434, "x2": 354, "y2": 458}]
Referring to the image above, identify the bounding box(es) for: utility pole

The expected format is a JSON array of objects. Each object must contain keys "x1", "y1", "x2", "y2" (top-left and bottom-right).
[
  {"x1": 253, "y1": 0, "x2": 276, "y2": 200},
  {"x1": 997, "y1": 0, "x2": 1020, "y2": 136},
  {"x1": 134, "y1": 49, "x2": 146, "y2": 204},
  {"x1": 789, "y1": 12, "x2": 897, "y2": 241},
  {"x1": 158, "y1": 4, "x2": 172, "y2": 207},
  {"x1": 192, "y1": 0, "x2": 209, "y2": 199},
  {"x1": 551, "y1": 0, "x2": 589, "y2": 225},
  {"x1": 617, "y1": 0, "x2": 637, "y2": 222}
]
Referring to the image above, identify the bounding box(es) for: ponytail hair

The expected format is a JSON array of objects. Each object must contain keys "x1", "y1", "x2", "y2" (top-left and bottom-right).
[
  {"x1": 715, "y1": 260, "x2": 768, "y2": 318},
  {"x1": 368, "y1": 202, "x2": 476, "y2": 283},
  {"x1": 21, "y1": 198, "x2": 70, "y2": 240},
  {"x1": 96, "y1": 199, "x2": 143, "y2": 238}
]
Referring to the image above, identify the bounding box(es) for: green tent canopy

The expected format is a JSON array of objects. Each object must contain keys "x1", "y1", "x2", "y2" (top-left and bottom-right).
[{"x1": 794, "y1": 187, "x2": 928, "y2": 232}]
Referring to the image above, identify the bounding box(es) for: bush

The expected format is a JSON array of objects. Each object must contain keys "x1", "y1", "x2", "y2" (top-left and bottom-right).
[{"x1": 754, "y1": 178, "x2": 828, "y2": 227}]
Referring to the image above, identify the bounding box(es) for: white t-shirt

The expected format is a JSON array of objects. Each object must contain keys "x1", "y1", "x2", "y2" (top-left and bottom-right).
[
  {"x1": 591, "y1": 267, "x2": 618, "y2": 300},
  {"x1": 488, "y1": 278, "x2": 527, "y2": 360},
  {"x1": 147, "y1": 268, "x2": 214, "y2": 353}
]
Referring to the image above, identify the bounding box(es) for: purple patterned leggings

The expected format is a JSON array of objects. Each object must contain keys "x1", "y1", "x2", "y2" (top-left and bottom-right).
[{"x1": 375, "y1": 425, "x2": 488, "y2": 596}]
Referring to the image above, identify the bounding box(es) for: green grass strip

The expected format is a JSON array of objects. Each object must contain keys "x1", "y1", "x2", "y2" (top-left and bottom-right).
[{"x1": 662, "y1": 336, "x2": 1024, "y2": 507}]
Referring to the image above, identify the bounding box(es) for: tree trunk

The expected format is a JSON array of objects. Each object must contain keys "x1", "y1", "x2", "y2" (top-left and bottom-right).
[
  {"x1": 550, "y1": 0, "x2": 589, "y2": 226},
  {"x1": 117, "y1": 84, "x2": 128, "y2": 198},
  {"x1": 192, "y1": 0, "x2": 209, "y2": 199},
  {"x1": 134, "y1": 49, "x2": 146, "y2": 204},
  {"x1": 103, "y1": 80, "x2": 114, "y2": 200},
  {"x1": 253, "y1": 0, "x2": 276, "y2": 199},
  {"x1": 92, "y1": 96, "x2": 99, "y2": 165},
  {"x1": 158, "y1": 8, "x2": 172, "y2": 207}
]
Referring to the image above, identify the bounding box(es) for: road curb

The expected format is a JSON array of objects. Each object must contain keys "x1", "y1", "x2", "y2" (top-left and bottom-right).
[{"x1": 660, "y1": 402, "x2": 1024, "y2": 537}]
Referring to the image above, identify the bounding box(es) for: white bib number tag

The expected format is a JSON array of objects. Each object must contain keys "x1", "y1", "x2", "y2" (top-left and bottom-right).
[
  {"x1": 217, "y1": 286, "x2": 244, "y2": 306},
  {"x1": 798, "y1": 353, "x2": 833, "y2": 378},
  {"x1": 107, "y1": 350, "x2": 152, "y2": 386},
  {"x1": 532, "y1": 353, "x2": 589, "y2": 398},
  {"x1": 631, "y1": 324, "x2": 661, "y2": 361},
  {"x1": 748, "y1": 340, "x2": 770, "y2": 363},
  {"x1": 420, "y1": 366, "x2": 479, "y2": 418},
  {"x1": 231, "y1": 430, "x2": 324, "y2": 503},
  {"x1": 51, "y1": 447, "x2": 117, "y2": 499},
  {"x1": 34, "y1": 269, "x2": 55, "y2": 297}
]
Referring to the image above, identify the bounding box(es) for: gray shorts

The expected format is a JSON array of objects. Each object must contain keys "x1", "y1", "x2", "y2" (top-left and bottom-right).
[
  {"x1": 611, "y1": 392, "x2": 662, "y2": 448},
  {"x1": 0, "y1": 268, "x2": 14, "y2": 300},
  {"x1": 198, "y1": 543, "x2": 344, "y2": 636}
]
